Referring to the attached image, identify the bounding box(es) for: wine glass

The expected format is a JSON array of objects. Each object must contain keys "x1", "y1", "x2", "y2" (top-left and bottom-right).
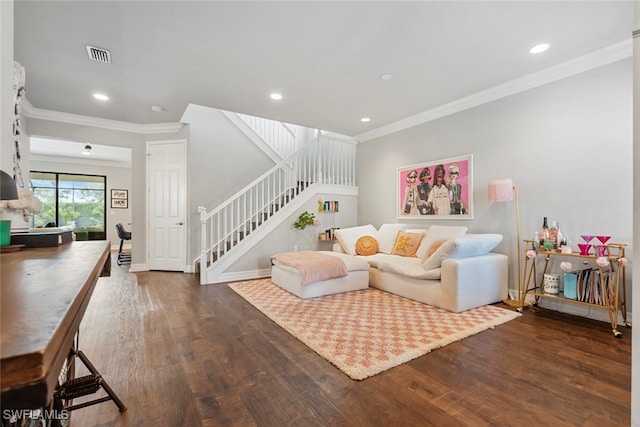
[
  {"x1": 580, "y1": 235, "x2": 594, "y2": 244},
  {"x1": 595, "y1": 235, "x2": 611, "y2": 257}
]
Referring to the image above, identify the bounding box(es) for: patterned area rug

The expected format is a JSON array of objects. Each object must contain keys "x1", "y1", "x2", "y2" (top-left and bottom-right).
[{"x1": 229, "y1": 278, "x2": 520, "y2": 380}]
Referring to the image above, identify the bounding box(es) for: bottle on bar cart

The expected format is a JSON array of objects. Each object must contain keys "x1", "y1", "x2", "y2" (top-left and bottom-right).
[
  {"x1": 557, "y1": 223, "x2": 566, "y2": 248},
  {"x1": 539, "y1": 217, "x2": 550, "y2": 249},
  {"x1": 549, "y1": 220, "x2": 558, "y2": 249}
]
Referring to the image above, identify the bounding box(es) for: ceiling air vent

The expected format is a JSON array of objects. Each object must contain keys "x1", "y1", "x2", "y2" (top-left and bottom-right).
[{"x1": 86, "y1": 45, "x2": 111, "y2": 63}]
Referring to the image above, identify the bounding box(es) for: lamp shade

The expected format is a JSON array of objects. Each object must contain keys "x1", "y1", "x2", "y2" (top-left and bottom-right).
[
  {"x1": 0, "y1": 170, "x2": 19, "y2": 200},
  {"x1": 487, "y1": 178, "x2": 514, "y2": 202}
]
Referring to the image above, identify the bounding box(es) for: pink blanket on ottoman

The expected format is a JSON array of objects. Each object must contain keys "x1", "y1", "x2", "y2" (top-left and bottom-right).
[{"x1": 272, "y1": 251, "x2": 348, "y2": 285}]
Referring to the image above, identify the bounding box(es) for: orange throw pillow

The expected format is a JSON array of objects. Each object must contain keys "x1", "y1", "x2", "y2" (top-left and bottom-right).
[
  {"x1": 391, "y1": 232, "x2": 424, "y2": 257},
  {"x1": 356, "y1": 235, "x2": 379, "y2": 256}
]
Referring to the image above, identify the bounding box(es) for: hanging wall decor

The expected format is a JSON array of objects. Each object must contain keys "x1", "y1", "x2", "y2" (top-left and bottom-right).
[
  {"x1": 397, "y1": 154, "x2": 473, "y2": 220},
  {"x1": 111, "y1": 189, "x2": 128, "y2": 209}
]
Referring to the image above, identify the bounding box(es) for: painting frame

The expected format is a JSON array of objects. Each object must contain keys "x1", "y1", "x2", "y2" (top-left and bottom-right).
[
  {"x1": 397, "y1": 154, "x2": 473, "y2": 220},
  {"x1": 111, "y1": 189, "x2": 128, "y2": 209}
]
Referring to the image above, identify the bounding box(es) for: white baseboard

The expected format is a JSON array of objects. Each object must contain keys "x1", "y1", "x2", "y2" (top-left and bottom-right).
[{"x1": 129, "y1": 263, "x2": 148, "y2": 272}]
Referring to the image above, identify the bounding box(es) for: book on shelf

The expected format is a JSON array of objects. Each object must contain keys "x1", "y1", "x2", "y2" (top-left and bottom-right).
[{"x1": 320, "y1": 200, "x2": 339, "y2": 212}]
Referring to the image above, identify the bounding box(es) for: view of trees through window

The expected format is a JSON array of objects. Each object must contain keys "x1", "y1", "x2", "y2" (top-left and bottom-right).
[{"x1": 30, "y1": 172, "x2": 106, "y2": 233}]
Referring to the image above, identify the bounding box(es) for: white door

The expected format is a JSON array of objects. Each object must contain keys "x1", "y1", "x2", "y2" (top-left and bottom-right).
[{"x1": 147, "y1": 140, "x2": 186, "y2": 271}]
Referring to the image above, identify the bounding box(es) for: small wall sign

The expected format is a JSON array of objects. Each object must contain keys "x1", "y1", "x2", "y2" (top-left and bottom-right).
[{"x1": 111, "y1": 189, "x2": 128, "y2": 209}]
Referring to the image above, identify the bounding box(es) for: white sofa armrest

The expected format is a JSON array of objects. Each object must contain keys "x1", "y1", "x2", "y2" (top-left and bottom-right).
[{"x1": 440, "y1": 253, "x2": 508, "y2": 312}]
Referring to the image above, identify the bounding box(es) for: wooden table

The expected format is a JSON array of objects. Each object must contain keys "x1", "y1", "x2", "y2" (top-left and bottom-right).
[{"x1": 1, "y1": 241, "x2": 111, "y2": 410}]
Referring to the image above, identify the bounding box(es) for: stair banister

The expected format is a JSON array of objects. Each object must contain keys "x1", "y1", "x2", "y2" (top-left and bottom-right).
[
  {"x1": 198, "y1": 206, "x2": 208, "y2": 267},
  {"x1": 236, "y1": 113, "x2": 297, "y2": 159},
  {"x1": 198, "y1": 134, "x2": 357, "y2": 283},
  {"x1": 199, "y1": 140, "x2": 317, "y2": 271}
]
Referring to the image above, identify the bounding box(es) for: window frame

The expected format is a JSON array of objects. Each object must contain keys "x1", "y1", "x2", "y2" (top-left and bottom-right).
[{"x1": 29, "y1": 171, "x2": 107, "y2": 237}]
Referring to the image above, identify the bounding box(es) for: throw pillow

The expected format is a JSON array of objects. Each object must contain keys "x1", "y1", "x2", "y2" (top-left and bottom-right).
[
  {"x1": 423, "y1": 238, "x2": 448, "y2": 259},
  {"x1": 334, "y1": 224, "x2": 377, "y2": 256},
  {"x1": 391, "y1": 231, "x2": 424, "y2": 257},
  {"x1": 422, "y1": 233, "x2": 503, "y2": 271},
  {"x1": 376, "y1": 223, "x2": 407, "y2": 254},
  {"x1": 355, "y1": 235, "x2": 379, "y2": 256},
  {"x1": 416, "y1": 225, "x2": 468, "y2": 259}
]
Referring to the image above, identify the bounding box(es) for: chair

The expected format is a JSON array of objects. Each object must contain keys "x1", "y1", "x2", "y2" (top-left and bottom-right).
[{"x1": 115, "y1": 223, "x2": 131, "y2": 265}]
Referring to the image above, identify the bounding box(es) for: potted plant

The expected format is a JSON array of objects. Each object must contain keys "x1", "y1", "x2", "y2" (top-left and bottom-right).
[{"x1": 293, "y1": 211, "x2": 319, "y2": 230}]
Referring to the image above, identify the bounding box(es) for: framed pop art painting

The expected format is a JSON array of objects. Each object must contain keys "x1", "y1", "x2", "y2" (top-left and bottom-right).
[{"x1": 397, "y1": 154, "x2": 473, "y2": 219}]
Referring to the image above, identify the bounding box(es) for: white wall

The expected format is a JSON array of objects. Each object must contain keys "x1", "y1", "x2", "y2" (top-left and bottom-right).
[
  {"x1": 357, "y1": 59, "x2": 633, "y2": 318},
  {"x1": 0, "y1": 0, "x2": 13, "y2": 171},
  {"x1": 631, "y1": 2, "x2": 639, "y2": 425}
]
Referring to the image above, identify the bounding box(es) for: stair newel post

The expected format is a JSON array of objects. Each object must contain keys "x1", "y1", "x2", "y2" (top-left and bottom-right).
[
  {"x1": 198, "y1": 206, "x2": 208, "y2": 284},
  {"x1": 316, "y1": 131, "x2": 323, "y2": 184}
]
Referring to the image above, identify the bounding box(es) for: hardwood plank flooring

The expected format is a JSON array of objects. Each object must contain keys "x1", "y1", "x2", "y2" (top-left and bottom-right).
[{"x1": 68, "y1": 258, "x2": 631, "y2": 426}]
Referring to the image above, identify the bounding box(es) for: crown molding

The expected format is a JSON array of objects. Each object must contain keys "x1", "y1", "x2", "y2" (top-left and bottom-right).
[
  {"x1": 30, "y1": 153, "x2": 132, "y2": 168},
  {"x1": 21, "y1": 99, "x2": 184, "y2": 135},
  {"x1": 355, "y1": 39, "x2": 632, "y2": 142}
]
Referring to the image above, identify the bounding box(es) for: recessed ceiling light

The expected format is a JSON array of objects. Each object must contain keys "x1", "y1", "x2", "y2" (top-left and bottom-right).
[
  {"x1": 93, "y1": 93, "x2": 109, "y2": 101},
  {"x1": 270, "y1": 93, "x2": 283, "y2": 101},
  {"x1": 150, "y1": 105, "x2": 163, "y2": 112},
  {"x1": 82, "y1": 144, "x2": 92, "y2": 155},
  {"x1": 529, "y1": 43, "x2": 550, "y2": 54},
  {"x1": 360, "y1": 117, "x2": 371, "y2": 123},
  {"x1": 379, "y1": 73, "x2": 393, "y2": 81}
]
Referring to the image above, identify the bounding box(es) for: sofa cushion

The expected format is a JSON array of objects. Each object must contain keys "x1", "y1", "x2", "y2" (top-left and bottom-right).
[
  {"x1": 416, "y1": 225, "x2": 468, "y2": 259},
  {"x1": 355, "y1": 235, "x2": 379, "y2": 256},
  {"x1": 422, "y1": 233, "x2": 503, "y2": 271},
  {"x1": 334, "y1": 224, "x2": 377, "y2": 256},
  {"x1": 376, "y1": 223, "x2": 407, "y2": 254},
  {"x1": 366, "y1": 253, "x2": 441, "y2": 280},
  {"x1": 391, "y1": 231, "x2": 424, "y2": 257}
]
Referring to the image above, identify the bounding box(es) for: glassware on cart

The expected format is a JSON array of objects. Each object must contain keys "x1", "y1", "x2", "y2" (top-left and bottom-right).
[
  {"x1": 577, "y1": 243, "x2": 592, "y2": 256},
  {"x1": 595, "y1": 235, "x2": 611, "y2": 257}
]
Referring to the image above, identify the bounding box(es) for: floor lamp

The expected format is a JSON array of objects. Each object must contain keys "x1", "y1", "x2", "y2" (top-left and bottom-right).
[{"x1": 487, "y1": 178, "x2": 529, "y2": 309}]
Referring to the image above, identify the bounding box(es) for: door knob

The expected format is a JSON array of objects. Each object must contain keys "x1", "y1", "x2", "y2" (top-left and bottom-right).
[{"x1": 176, "y1": 222, "x2": 184, "y2": 225}]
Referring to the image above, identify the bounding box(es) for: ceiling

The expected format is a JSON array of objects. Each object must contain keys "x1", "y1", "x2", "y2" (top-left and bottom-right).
[
  {"x1": 30, "y1": 137, "x2": 132, "y2": 165},
  {"x1": 14, "y1": 1, "x2": 633, "y2": 139}
]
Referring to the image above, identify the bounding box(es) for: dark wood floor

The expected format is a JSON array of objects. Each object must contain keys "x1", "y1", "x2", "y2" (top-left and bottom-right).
[{"x1": 70, "y1": 257, "x2": 631, "y2": 426}]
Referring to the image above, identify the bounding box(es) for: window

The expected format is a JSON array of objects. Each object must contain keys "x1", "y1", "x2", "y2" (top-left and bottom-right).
[{"x1": 30, "y1": 172, "x2": 107, "y2": 240}]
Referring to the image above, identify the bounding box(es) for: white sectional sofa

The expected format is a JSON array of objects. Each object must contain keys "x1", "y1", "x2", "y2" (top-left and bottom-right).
[{"x1": 333, "y1": 224, "x2": 508, "y2": 313}]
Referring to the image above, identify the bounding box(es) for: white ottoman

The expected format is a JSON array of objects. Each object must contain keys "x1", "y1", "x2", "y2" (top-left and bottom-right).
[{"x1": 271, "y1": 251, "x2": 370, "y2": 299}]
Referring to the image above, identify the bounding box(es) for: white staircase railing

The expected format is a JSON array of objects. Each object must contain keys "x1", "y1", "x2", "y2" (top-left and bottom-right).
[
  {"x1": 236, "y1": 113, "x2": 297, "y2": 159},
  {"x1": 198, "y1": 134, "x2": 356, "y2": 281}
]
